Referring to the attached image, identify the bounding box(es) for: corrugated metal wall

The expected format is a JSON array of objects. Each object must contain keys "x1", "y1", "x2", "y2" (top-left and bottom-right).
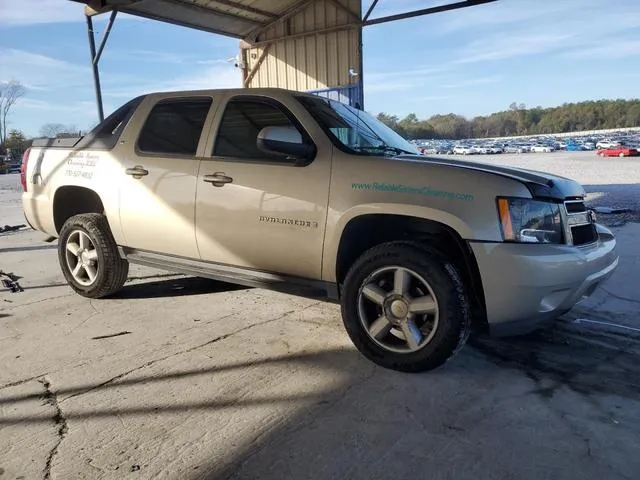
[{"x1": 242, "y1": 0, "x2": 361, "y2": 93}]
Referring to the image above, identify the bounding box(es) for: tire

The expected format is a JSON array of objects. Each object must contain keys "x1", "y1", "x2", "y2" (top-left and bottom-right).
[
  {"x1": 58, "y1": 213, "x2": 129, "y2": 299},
  {"x1": 619, "y1": 152, "x2": 625, "y2": 157},
  {"x1": 340, "y1": 242, "x2": 471, "y2": 373}
]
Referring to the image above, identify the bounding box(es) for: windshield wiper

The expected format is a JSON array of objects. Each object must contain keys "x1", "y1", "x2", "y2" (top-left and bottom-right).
[{"x1": 352, "y1": 144, "x2": 417, "y2": 156}]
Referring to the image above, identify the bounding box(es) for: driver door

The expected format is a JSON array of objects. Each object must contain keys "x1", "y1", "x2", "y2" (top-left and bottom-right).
[{"x1": 194, "y1": 94, "x2": 332, "y2": 280}]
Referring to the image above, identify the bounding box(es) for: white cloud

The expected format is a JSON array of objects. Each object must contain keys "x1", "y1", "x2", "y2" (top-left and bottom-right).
[
  {"x1": 366, "y1": 65, "x2": 447, "y2": 81},
  {"x1": 0, "y1": 48, "x2": 88, "y2": 89},
  {"x1": 441, "y1": 76, "x2": 502, "y2": 89},
  {"x1": 563, "y1": 40, "x2": 640, "y2": 60},
  {"x1": 433, "y1": 0, "x2": 604, "y2": 33},
  {"x1": 454, "y1": 34, "x2": 574, "y2": 64},
  {"x1": 0, "y1": 0, "x2": 83, "y2": 27},
  {"x1": 365, "y1": 80, "x2": 422, "y2": 94},
  {"x1": 416, "y1": 95, "x2": 452, "y2": 101},
  {"x1": 19, "y1": 98, "x2": 96, "y2": 114},
  {"x1": 162, "y1": 66, "x2": 242, "y2": 91},
  {"x1": 0, "y1": 0, "x2": 144, "y2": 27},
  {"x1": 101, "y1": 65, "x2": 242, "y2": 100}
]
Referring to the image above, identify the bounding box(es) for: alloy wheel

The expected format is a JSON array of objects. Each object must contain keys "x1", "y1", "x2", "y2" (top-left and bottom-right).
[
  {"x1": 357, "y1": 266, "x2": 440, "y2": 353},
  {"x1": 65, "y1": 230, "x2": 99, "y2": 286}
]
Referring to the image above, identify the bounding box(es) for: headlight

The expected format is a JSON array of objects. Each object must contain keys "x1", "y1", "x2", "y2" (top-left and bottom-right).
[{"x1": 497, "y1": 197, "x2": 564, "y2": 244}]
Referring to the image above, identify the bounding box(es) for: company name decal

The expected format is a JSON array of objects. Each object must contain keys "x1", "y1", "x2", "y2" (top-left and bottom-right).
[
  {"x1": 259, "y1": 216, "x2": 319, "y2": 228},
  {"x1": 352, "y1": 182, "x2": 474, "y2": 202}
]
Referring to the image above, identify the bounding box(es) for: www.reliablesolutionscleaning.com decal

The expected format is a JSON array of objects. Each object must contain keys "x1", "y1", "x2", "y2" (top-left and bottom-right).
[{"x1": 351, "y1": 182, "x2": 474, "y2": 202}]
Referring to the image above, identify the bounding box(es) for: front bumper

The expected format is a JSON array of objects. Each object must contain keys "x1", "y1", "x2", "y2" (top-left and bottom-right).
[{"x1": 469, "y1": 223, "x2": 618, "y2": 336}]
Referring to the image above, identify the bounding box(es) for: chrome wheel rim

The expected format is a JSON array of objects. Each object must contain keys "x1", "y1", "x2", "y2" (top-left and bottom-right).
[
  {"x1": 357, "y1": 266, "x2": 440, "y2": 353},
  {"x1": 65, "y1": 230, "x2": 99, "y2": 286}
]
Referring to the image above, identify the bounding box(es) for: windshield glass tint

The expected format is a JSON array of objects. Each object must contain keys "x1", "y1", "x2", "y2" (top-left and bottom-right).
[{"x1": 296, "y1": 95, "x2": 419, "y2": 156}]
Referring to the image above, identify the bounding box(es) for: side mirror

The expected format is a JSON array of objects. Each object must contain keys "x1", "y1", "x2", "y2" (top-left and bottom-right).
[{"x1": 257, "y1": 126, "x2": 315, "y2": 162}]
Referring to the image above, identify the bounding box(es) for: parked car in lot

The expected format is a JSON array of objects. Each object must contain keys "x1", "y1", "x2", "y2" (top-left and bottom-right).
[
  {"x1": 504, "y1": 144, "x2": 531, "y2": 153},
  {"x1": 452, "y1": 145, "x2": 475, "y2": 155},
  {"x1": 531, "y1": 145, "x2": 554, "y2": 153},
  {"x1": 596, "y1": 140, "x2": 621, "y2": 149},
  {"x1": 597, "y1": 146, "x2": 638, "y2": 157},
  {"x1": 20, "y1": 87, "x2": 618, "y2": 373},
  {"x1": 0, "y1": 156, "x2": 21, "y2": 174}
]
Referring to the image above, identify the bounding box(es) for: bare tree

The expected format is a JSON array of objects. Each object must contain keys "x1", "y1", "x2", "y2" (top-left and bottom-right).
[
  {"x1": 39, "y1": 123, "x2": 79, "y2": 138},
  {"x1": 0, "y1": 80, "x2": 26, "y2": 145}
]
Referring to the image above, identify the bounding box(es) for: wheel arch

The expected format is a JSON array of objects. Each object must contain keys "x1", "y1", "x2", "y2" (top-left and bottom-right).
[
  {"x1": 53, "y1": 186, "x2": 106, "y2": 234},
  {"x1": 329, "y1": 209, "x2": 488, "y2": 332}
]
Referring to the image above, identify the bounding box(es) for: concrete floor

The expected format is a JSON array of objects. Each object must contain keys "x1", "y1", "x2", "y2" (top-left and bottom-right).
[{"x1": 1, "y1": 153, "x2": 639, "y2": 479}]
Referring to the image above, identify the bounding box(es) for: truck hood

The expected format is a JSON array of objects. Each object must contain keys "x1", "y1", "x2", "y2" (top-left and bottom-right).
[{"x1": 395, "y1": 154, "x2": 586, "y2": 201}]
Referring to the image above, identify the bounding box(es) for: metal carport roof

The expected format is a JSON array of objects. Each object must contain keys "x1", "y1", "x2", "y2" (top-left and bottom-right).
[
  {"x1": 68, "y1": 1, "x2": 499, "y2": 121},
  {"x1": 72, "y1": 0, "x2": 498, "y2": 41}
]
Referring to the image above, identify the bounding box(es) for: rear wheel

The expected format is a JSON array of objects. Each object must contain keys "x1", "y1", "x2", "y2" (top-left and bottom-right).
[
  {"x1": 341, "y1": 242, "x2": 471, "y2": 372},
  {"x1": 619, "y1": 152, "x2": 625, "y2": 157},
  {"x1": 58, "y1": 213, "x2": 129, "y2": 298}
]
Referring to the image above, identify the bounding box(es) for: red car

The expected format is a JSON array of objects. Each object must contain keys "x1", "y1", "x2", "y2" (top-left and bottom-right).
[{"x1": 597, "y1": 146, "x2": 638, "y2": 157}]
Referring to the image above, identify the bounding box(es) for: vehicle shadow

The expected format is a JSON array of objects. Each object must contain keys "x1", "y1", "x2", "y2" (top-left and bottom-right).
[
  {"x1": 468, "y1": 316, "x2": 640, "y2": 399},
  {"x1": 0, "y1": 245, "x2": 58, "y2": 254},
  {"x1": 1, "y1": 320, "x2": 639, "y2": 479},
  {"x1": 109, "y1": 275, "x2": 249, "y2": 300}
]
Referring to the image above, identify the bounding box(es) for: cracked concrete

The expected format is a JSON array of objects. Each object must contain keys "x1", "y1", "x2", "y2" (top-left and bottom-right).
[
  {"x1": 1, "y1": 169, "x2": 639, "y2": 479},
  {"x1": 38, "y1": 378, "x2": 68, "y2": 480}
]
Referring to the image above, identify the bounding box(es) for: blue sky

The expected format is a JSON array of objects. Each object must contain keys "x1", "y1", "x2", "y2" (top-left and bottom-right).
[{"x1": 1, "y1": 0, "x2": 639, "y2": 137}]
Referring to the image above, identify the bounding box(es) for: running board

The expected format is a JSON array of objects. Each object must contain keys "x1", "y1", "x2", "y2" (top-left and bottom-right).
[{"x1": 118, "y1": 247, "x2": 339, "y2": 301}]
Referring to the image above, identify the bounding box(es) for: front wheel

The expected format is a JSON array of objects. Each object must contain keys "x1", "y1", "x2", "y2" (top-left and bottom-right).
[
  {"x1": 341, "y1": 242, "x2": 471, "y2": 373},
  {"x1": 58, "y1": 213, "x2": 129, "y2": 298}
]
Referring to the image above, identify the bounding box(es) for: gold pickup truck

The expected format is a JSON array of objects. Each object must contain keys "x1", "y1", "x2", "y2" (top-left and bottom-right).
[{"x1": 20, "y1": 88, "x2": 618, "y2": 372}]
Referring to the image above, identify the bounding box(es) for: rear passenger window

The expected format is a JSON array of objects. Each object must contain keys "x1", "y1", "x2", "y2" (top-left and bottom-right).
[
  {"x1": 213, "y1": 99, "x2": 299, "y2": 160},
  {"x1": 137, "y1": 98, "x2": 212, "y2": 156}
]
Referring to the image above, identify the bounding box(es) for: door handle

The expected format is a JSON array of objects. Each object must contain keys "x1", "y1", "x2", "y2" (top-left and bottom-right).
[
  {"x1": 203, "y1": 172, "x2": 233, "y2": 187},
  {"x1": 125, "y1": 165, "x2": 149, "y2": 179}
]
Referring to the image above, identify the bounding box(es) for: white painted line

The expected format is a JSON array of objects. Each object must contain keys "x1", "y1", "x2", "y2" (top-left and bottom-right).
[{"x1": 573, "y1": 318, "x2": 640, "y2": 334}]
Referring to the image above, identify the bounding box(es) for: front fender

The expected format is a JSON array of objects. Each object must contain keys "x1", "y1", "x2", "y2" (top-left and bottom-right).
[{"x1": 321, "y1": 203, "x2": 476, "y2": 283}]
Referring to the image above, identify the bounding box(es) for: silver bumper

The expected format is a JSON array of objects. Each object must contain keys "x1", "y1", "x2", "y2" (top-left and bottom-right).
[{"x1": 470, "y1": 223, "x2": 618, "y2": 336}]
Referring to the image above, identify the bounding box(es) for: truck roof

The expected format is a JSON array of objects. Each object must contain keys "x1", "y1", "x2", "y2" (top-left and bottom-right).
[{"x1": 140, "y1": 86, "x2": 321, "y2": 99}]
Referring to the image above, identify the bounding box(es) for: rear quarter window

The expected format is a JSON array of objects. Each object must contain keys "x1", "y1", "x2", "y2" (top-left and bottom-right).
[{"x1": 137, "y1": 98, "x2": 213, "y2": 156}]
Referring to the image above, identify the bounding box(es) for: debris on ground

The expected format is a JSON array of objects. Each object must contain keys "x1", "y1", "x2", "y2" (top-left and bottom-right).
[
  {"x1": 0, "y1": 224, "x2": 26, "y2": 233},
  {"x1": 593, "y1": 206, "x2": 631, "y2": 214},
  {"x1": 91, "y1": 331, "x2": 132, "y2": 340},
  {"x1": 0, "y1": 271, "x2": 23, "y2": 293}
]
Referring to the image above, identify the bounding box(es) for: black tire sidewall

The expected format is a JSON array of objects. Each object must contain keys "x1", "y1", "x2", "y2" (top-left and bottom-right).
[
  {"x1": 341, "y1": 242, "x2": 470, "y2": 372},
  {"x1": 57, "y1": 213, "x2": 126, "y2": 298}
]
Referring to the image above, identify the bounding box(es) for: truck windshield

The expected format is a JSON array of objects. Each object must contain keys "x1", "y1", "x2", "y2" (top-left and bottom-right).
[{"x1": 296, "y1": 95, "x2": 419, "y2": 156}]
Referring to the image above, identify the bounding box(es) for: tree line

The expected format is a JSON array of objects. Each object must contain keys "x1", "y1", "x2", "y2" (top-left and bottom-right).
[{"x1": 376, "y1": 99, "x2": 640, "y2": 140}]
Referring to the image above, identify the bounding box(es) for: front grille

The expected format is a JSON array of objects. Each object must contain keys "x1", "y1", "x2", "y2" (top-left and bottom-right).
[{"x1": 564, "y1": 200, "x2": 598, "y2": 245}]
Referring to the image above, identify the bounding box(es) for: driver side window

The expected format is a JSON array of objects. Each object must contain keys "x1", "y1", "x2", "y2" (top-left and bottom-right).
[{"x1": 213, "y1": 99, "x2": 302, "y2": 162}]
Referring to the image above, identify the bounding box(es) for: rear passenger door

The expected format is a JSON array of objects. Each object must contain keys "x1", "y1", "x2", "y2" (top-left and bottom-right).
[
  {"x1": 194, "y1": 94, "x2": 332, "y2": 280},
  {"x1": 118, "y1": 95, "x2": 214, "y2": 259}
]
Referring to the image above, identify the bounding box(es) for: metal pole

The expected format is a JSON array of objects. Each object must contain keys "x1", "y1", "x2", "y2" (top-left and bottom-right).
[
  {"x1": 363, "y1": 0, "x2": 498, "y2": 26},
  {"x1": 86, "y1": 15, "x2": 104, "y2": 122},
  {"x1": 362, "y1": 0, "x2": 380, "y2": 23},
  {"x1": 94, "y1": 10, "x2": 118, "y2": 65}
]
